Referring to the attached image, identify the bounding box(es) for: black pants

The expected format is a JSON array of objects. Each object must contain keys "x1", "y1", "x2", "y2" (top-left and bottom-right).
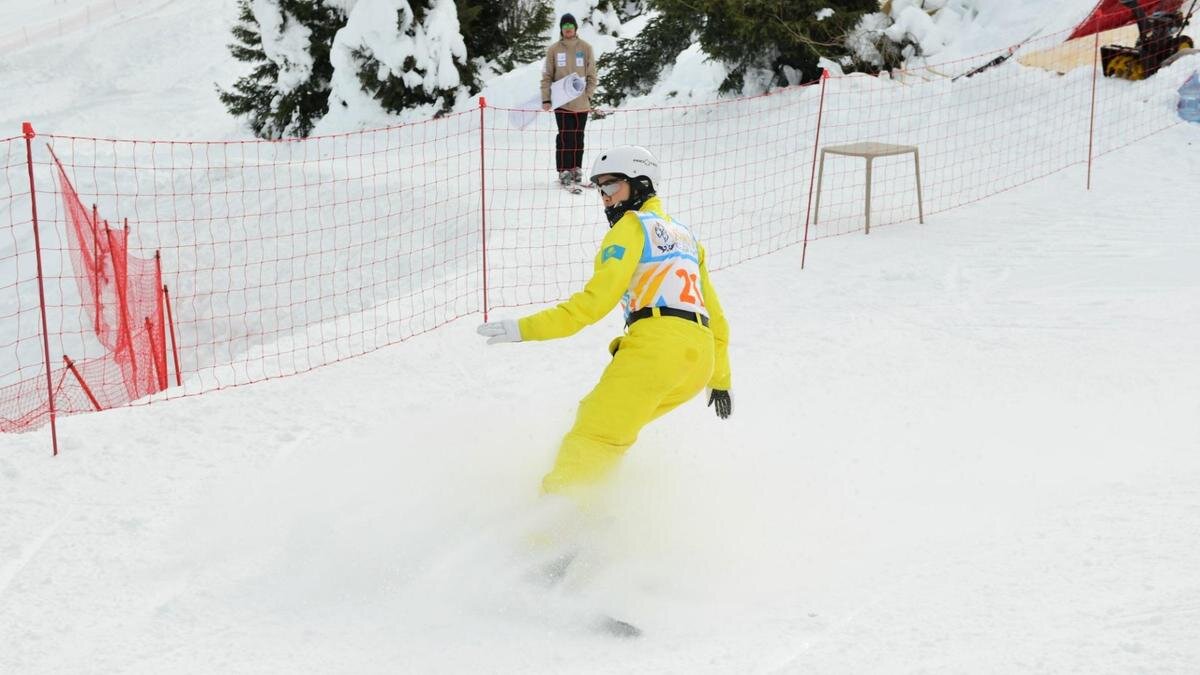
[{"x1": 554, "y1": 109, "x2": 588, "y2": 173}]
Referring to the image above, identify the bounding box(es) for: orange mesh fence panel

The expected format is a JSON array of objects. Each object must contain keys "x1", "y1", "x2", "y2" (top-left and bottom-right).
[
  {"x1": 34, "y1": 116, "x2": 481, "y2": 401},
  {"x1": 54, "y1": 152, "x2": 164, "y2": 403},
  {"x1": 1, "y1": 135, "x2": 52, "y2": 432},
  {"x1": 3, "y1": 115, "x2": 482, "y2": 432}
]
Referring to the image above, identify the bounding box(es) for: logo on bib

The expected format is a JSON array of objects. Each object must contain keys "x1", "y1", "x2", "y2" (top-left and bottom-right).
[{"x1": 653, "y1": 223, "x2": 676, "y2": 254}]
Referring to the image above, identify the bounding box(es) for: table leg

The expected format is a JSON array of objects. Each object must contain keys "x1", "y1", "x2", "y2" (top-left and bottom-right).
[
  {"x1": 864, "y1": 157, "x2": 873, "y2": 234},
  {"x1": 813, "y1": 149, "x2": 826, "y2": 225},
  {"x1": 913, "y1": 149, "x2": 925, "y2": 224}
]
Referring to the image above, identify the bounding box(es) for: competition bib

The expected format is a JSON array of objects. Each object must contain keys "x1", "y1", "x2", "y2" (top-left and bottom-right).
[
  {"x1": 556, "y1": 52, "x2": 567, "y2": 68},
  {"x1": 576, "y1": 51, "x2": 585, "y2": 67},
  {"x1": 622, "y1": 212, "x2": 708, "y2": 322}
]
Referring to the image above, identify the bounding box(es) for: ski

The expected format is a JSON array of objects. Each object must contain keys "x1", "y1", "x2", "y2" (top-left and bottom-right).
[
  {"x1": 952, "y1": 26, "x2": 1043, "y2": 81},
  {"x1": 595, "y1": 615, "x2": 642, "y2": 638},
  {"x1": 560, "y1": 183, "x2": 584, "y2": 195},
  {"x1": 524, "y1": 547, "x2": 641, "y2": 638}
]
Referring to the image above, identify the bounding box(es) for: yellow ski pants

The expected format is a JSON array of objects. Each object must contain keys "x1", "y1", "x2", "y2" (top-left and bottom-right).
[{"x1": 541, "y1": 316, "x2": 715, "y2": 496}]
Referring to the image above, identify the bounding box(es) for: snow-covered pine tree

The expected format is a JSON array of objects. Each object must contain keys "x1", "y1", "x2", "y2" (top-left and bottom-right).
[
  {"x1": 219, "y1": 0, "x2": 347, "y2": 139},
  {"x1": 598, "y1": 0, "x2": 878, "y2": 104},
  {"x1": 458, "y1": 0, "x2": 554, "y2": 73},
  {"x1": 691, "y1": 0, "x2": 879, "y2": 92},
  {"x1": 597, "y1": 10, "x2": 702, "y2": 106},
  {"x1": 335, "y1": 0, "x2": 553, "y2": 118},
  {"x1": 846, "y1": 10, "x2": 919, "y2": 74},
  {"x1": 606, "y1": 0, "x2": 650, "y2": 23},
  {"x1": 847, "y1": 1, "x2": 979, "y2": 74},
  {"x1": 332, "y1": 0, "x2": 470, "y2": 117},
  {"x1": 224, "y1": 0, "x2": 559, "y2": 133}
]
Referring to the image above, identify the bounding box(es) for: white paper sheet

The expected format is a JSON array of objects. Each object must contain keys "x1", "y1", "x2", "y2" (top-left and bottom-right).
[{"x1": 507, "y1": 73, "x2": 587, "y2": 129}]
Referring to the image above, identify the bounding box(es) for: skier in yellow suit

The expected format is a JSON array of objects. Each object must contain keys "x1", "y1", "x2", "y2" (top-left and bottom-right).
[{"x1": 477, "y1": 146, "x2": 732, "y2": 499}]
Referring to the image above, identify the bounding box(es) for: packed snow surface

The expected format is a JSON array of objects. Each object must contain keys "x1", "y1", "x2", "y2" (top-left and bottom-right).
[{"x1": 2, "y1": 1, "x2": 1200, "y2": 673}]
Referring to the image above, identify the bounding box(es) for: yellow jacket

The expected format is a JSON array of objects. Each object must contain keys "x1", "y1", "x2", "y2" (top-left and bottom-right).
[{"x1": 518, "y1": 197, "x2": 732, "y2": 390}]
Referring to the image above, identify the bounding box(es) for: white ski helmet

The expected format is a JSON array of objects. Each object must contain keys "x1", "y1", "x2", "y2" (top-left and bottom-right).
[{"x1": 589, "y1": 145, "x2": 660, "y2": 187}]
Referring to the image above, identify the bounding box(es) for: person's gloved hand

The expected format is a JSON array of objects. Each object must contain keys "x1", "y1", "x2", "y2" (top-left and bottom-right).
[
  {"x1": 477, "y1": 319, "x2": 522, "y2": 345},
  {"x1": 707, "y1": 389, "x2": 732, "y2": 419}
]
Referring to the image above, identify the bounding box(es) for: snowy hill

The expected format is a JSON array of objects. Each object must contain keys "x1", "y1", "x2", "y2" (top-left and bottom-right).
[
  {"x1": 3, "y1": 1, "x2": 1200, "y2": 673},
  {"x1": 0, "y1": 0, "x2": 245, "y2": 139}
]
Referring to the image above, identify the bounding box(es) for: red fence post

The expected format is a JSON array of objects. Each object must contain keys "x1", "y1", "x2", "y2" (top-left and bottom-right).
[
  {"x1": 144, "y1": 317, "x2": 164, "y2": 389},
  {"x1": 23, "y1": 122, "x2": 60, "y2": 456},
  {"x1": 91, "y1": 203, "x2": 100, "y2": 333},
  {"x1": 801, "y1": 71, "x2": 829, "y2": 270},
  {"x1": 153, "y1": 251, "x2": 167, "y2": 390},
  {"x1": 1086, "y1": 29, "x2": 1100, "y2": 190},
  {"x1": 163, "y1": 285, "x2": 182, "y2": 386},
  {"x1": 479, "y1": 96, "x2": 490, "y2": 322},
  {"x1": 106, "y1": 222, "x2": 139, "y2": 394},
  {"x1": 63, "y1": 355, "x2": 102, "y2": 411}
]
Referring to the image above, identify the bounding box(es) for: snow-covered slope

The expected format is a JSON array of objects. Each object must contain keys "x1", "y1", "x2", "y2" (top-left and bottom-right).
[
  {"x1": 3, "y1": 126, "x2": 1199, "y2": 672},
  {"x1": 3, "y1": 1, "x2": 1200, "y2": 673}
]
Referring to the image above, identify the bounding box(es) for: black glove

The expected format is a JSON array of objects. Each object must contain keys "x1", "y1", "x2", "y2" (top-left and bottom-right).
[{"x1": 707, "y1": 389, "x2": 732, "y2": 419}]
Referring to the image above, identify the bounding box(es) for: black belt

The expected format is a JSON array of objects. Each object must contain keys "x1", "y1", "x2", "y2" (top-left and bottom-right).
[{"x1": 626, "y1": 306, "x2": 709, "y2": 328}]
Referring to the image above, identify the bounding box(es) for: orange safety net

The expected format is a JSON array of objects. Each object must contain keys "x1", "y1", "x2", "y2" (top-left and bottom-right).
[{"x1": 0, "y1": 153, "x2": 166, "y2": 432}]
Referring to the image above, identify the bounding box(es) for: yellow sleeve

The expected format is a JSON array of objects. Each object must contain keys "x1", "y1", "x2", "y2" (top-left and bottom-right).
[
  {"x1": 698, "y1": 244, "x2": 732, "y2": 390},
  {"x1": 518, "y1": 215, "x2": 644, "y2": 341}
]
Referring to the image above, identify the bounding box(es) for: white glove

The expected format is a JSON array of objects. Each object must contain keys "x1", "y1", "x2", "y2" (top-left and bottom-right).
[{"x1": 477, "y1": 319, "x2": 522, "y2": 345}]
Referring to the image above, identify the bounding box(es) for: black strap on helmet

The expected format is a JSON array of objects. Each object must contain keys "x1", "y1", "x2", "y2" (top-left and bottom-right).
[{"x1": 603, "y1": 176, "x2": 656, "y2": 226}]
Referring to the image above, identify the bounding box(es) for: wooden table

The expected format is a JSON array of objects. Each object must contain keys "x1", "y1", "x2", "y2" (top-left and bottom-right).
[{"x1": 814, "y1": 142, "x2": 925, "y2": 234}]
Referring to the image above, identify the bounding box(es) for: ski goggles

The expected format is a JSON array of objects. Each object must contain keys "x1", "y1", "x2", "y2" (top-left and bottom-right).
[
  {"x1": 596, "y1": 179, "x2": 624, "y2": 197},
  {"x1": 561, "y1": 23, "x2": 576, "y2": 30}
]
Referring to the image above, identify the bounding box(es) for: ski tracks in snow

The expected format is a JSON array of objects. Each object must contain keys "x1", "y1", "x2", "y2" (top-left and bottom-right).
[
  {"x1": 0, "y1": 508, "x2": 74, "y2": 603},
  {"x1": 761, "y1": 475, "x2": 1200, "y2": 672}
]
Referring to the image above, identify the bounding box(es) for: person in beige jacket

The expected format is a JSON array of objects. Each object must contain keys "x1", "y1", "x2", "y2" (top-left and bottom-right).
[{"x1": 540, "y1": 13, "x2": 597, "y2": 188}]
